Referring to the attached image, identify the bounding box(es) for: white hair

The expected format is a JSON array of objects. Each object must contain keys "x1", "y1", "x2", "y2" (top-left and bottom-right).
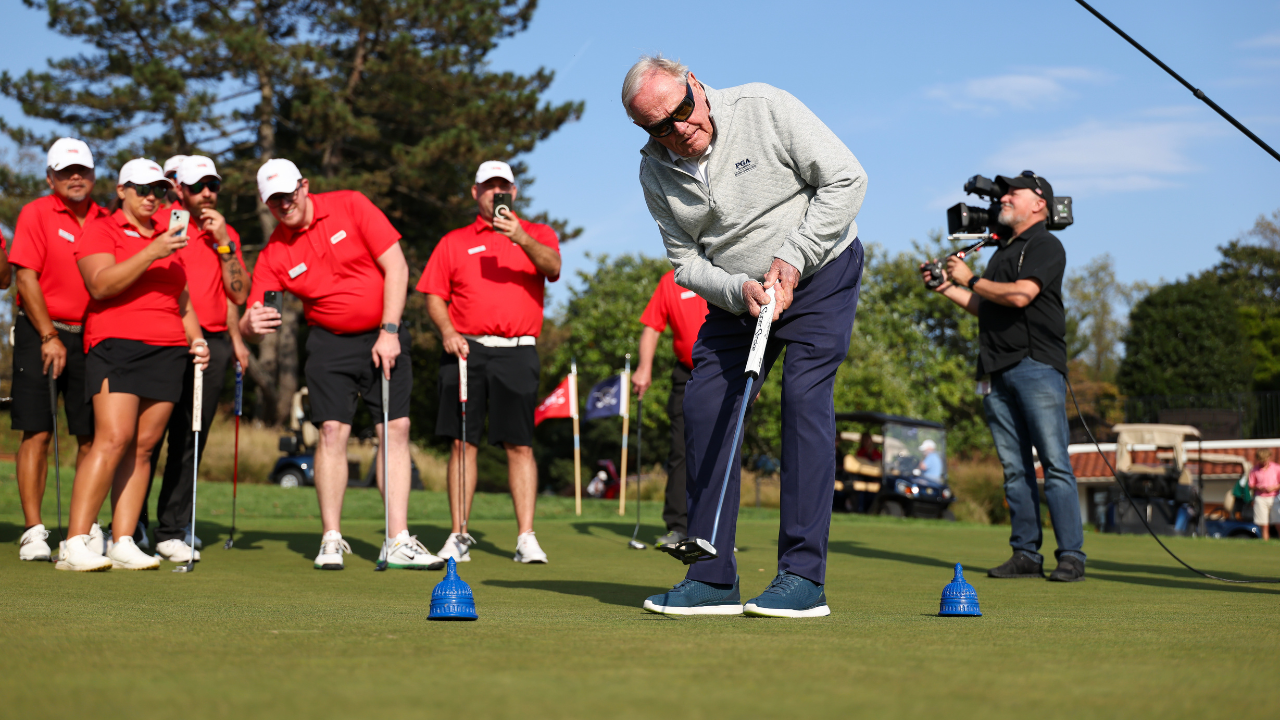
[{"x1": 621, "y1": 54, "x2": 688, "y2": 120}]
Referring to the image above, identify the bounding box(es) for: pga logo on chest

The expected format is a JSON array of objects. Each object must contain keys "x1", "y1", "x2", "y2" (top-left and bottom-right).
[{"x1": 733, "y1": 158, "x2": 756, "y2": 177}]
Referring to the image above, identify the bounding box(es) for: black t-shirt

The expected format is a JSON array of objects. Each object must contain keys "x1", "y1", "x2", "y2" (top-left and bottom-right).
[{"x1": 976, "y1": 221, "x2": 1068, "y2": 378}]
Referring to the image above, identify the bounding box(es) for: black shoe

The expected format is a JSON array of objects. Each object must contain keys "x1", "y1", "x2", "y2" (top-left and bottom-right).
[
  {"x1": 987, "y1": 553, "x2": 1044, "y2": 578},
  {"x1": 1048, "y1": 555, "x2": 1085, "y2": 582}
]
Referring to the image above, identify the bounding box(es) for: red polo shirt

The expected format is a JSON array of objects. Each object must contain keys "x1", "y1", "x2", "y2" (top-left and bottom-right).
[
  {"x1": 75, "y1": 210, "x2": 188, "y2": 349},
  {"x1": 640, "y1": 270, "x2": 708, "y2": 369},
  {"x1": 8, "y1": 194, "x2": 111, "y2": 324},
  {"x1": 170, "y1": 202, "x2": 245, "y2": 333},
  {"x1": 417, "y1": 216, "x2": 559, "y2": 338},
  {"x1": 247, "y1": 191, "x2": 401, "y2": 334}
]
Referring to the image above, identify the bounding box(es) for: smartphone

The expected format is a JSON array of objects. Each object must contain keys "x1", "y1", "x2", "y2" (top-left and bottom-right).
[
  {"x1": 169, "y1": 208, "x2": 190, "y2": 237},
  {"x1": 492, "y1": 192, "x2": 512, "y2": 220},
  {"x1": 264, "y1": 291, "x2": 283, "y2": 314}
]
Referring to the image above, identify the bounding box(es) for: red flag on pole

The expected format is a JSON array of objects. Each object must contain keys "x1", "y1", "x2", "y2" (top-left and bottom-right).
[{"x1": 534, "y1": 376, "x2": 574, "y2": 426}]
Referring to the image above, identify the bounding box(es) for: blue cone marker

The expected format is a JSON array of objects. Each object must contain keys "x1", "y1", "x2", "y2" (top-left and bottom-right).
[
  {"x1": 938, "y1": 563, "x2": 982, "y2": 617},
  {"x1": 429, "y1": 557, "x2": 478, "y2": 621}
]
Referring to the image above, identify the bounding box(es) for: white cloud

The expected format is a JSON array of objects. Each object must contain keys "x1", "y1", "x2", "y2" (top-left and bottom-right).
[
  {"x1": 925, "y1": 67, "x2": 1107, "y2": 112},
  {"x1": 1239, "y1": 31, "x2": 1280, "y2": 48},
  {"x1": 985, "y1": 119, "x2": 1222, "y2": 195}
]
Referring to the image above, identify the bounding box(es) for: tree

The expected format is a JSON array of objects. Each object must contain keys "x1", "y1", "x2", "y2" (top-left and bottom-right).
[
  {"x1": 1210, "y1": 212, "x2": 1280, "y2": 391},
  {"x1": 1117, "y1": 277, "x2": 1254, "y2": 397}
]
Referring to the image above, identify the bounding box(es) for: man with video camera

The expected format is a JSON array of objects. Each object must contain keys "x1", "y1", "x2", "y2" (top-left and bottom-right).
[{"x1": 921, "y1": 171, "x2": 1086, "y2": 583}]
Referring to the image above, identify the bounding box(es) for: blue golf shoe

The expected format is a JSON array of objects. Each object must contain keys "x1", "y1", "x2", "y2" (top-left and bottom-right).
[
  {"x1": 744, "y1": 571, "x2": 831, "y2": 618},
  {"x1": 643, "y1": 577, "x2": 743, "y2": 616}
]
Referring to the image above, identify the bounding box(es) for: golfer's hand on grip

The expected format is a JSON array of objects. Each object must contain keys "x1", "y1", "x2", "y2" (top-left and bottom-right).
[
  {"x1": 245, "y1": 301, "x2": 282, "y2": 335},
  {"x1": 761, "y1": 258, "x2": 799, "y2": 318},
  {"x1": 42, "y1": 335, "x2": 67, "y2": 378},
  {"x1": 189, "y1": 339, "x2": 210, "y2": 370},
  {"x1": 442, "y1": 330, "x2": 470, "y2": 359},
  {"x1": 371, "y1": 328, "x2": 400, "y2": 379}
]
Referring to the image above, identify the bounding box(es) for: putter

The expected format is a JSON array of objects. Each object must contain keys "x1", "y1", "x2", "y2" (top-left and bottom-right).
[
  {"x1": 458, "y1": 357, "x2": 474, "y2": 545},
  {"x1": 375, "y1": 373, "x2": 391, "y2": 571},
  {"x1": 628, "y1": 394, "x2": 645, "y2": 550},
  {"x1": 223, "y1": 361, "x2": 242, "y2": 550},
  {"x1": 48, "y1": 370, "x2": 64, "y2": 558},
  {"x1": 660, "y1": 286, "x2": 776, "y2": 565},
  {"x1": 175, "y1": 362, "x2": 204, "y2": 573}
]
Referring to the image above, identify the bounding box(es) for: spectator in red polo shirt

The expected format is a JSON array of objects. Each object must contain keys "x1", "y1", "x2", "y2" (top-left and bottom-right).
[
  {"x1": 631, "y1": 270, "x2": 708, "y2": 547},
  {"x1": 139, "y1": 155, "x2": 251, "y2": 564},
  {"x1": 419, "y1": 160, "x2": 561, "y2": 564},
  {"x1": 240, "y1": 158, "x2": 442, "y2": 572},
  {"x1": 11, "y1": 138, "x2": 108, "y2": 563},
  {"x1": 57, "y1": 158, "x2": 211, "y2": 572},
  {"x1": 0, "y1": 228, "x2": 9, "y2": 288}
]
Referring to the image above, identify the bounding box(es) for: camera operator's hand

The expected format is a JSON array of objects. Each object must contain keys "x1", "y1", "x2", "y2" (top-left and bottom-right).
[
  {"x1": 920, "y1": 261, "x2": 951, "y2": 292},
  {"x1": 761, "y1": 258, "x2": 800, "y2": 319},
  {"x1": 945, "y1": 256, "x2": 975, "y2": 290}
]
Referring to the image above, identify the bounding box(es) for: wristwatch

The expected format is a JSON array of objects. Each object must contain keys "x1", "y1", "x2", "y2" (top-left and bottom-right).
[
  {"x1": 967, "y1": 275, "x2": 981, "y2": 290},
  {"x1": 216, "y1": 240, "x2": 237, "y2": 255},
  {"x1": 382, "y1": 323, "x2": 399, "y2": 334}
]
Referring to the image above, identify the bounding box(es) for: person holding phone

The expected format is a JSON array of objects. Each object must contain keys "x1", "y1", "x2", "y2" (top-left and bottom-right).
[
  {"x1": 135, "y1": 155, "x2": 251, "y2": 564},
  {"x1": 56, "y1": 158, "x2": 210, "y2": 572},
  {"x1": 419, "y1": 160, "x2": 561, "y2": 564},
  {"x1": 240, "y1": 158, "x2": 440, "y2": 572}
]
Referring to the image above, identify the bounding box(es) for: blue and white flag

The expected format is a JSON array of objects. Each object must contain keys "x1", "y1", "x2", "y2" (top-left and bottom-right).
[{"x1": 584, "y1": 374, "x2": 628, "y2": 421}]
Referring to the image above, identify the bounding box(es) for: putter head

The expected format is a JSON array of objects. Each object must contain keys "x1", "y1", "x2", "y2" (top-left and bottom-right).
[
  {"x1": 374, "y1": 539, "x2": 389, "y2": 571},
  {"x1": 628, "y1": 540, "x2": 647, "y2": 550},
  {"x1": 458, "y1": 533, "x2": 476, "y2": 547},
  {"x1": 173, "y1": 561, "x2": 194, "y2": 573},
  {"x1": 657, "y1": 537, "x2": 717, "y2": 564},
  {"x1": 223, "y1": 538, "x2": 234, "y2": 550}
]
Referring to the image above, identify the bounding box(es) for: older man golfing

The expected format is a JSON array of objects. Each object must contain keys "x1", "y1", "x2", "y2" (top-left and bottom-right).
[{"x1": 622, "y1": 55, "x2": 868, "y2": 617}]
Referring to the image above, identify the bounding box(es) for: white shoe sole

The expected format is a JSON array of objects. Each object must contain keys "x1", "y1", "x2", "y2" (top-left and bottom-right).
[
  {"x1": 642, "y1": 600, "x2": 744, "y2": 616},
  {"x1": 314, "y1": 562, "x2": 344, "y2": 570},
  {"x1": 110, "y1": 559, "x2": 160, "y2": 570},
  {"x1": 55, "y1": 559, "x2": 112, "y2": 572},
  {"x1": 441, "y1": 555, "x2": 471, "y2": 562},
  {"x1": 743, "y1": 602, "x2": 831, "y2": 618},
  {"x1": 20, "y1": 552, "x2": 51, "y2": 562},
  {"x1": 387, "y1": 560, "x2": 446, "y2": 570},
  {"x1": 513, "y1": 554, "x2": 548, "y2": 564}
]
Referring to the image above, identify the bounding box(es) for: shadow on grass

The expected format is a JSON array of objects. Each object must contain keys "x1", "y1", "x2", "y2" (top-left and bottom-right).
[
  {"x1": 1087, "y1": 558, "x2": 1280, "y2": 595},
  {"x1": 483, "y1": 579, "x2": 665, "y2": 607},
  {"x1": 570, "y1": 521, "x2": 666, "y2": 542},
  {"x1": 828, "y1": 540, "x2": 973, "y2": 573}
]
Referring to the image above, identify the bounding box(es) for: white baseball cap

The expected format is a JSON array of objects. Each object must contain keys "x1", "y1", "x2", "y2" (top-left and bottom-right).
[
  {"x1": 163, "y1": 155, "x2": 188, "y2": 176},
  {"x1": 47, "y1": 138, "x2": 94, "y2": 171},
  {"x1": 475, "y1": 160, "x2": 515, "y2": 185},
  {"x1": 176, "y1": 155, "x2": 221, "y2": 186},
  {"x1": 117, "y1": 158, "x2": 171, "y2": 187},
  {"x1": 919, "y1": 440, "x2": 937, "y2": 453},
  {"x1": 257, "y1": 158, "x2": 303, "y2": 202}
]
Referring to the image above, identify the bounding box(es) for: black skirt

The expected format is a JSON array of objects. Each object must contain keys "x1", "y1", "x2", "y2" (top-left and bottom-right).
[{"x1": 86, "y1": 338, "x2": 189, "y2": 404}]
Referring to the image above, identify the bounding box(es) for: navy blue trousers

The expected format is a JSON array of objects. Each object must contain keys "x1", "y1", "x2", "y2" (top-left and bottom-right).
[{"x1": 684, "y1": 241, "x2": 863, "y2": 586}]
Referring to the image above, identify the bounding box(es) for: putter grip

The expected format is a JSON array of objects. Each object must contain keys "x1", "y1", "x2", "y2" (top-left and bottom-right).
[
  {"x1": 234, "y1": 361, "x2": 243, "y2": 416},
  {"x1": 744, "y1": 286, "x2": 777, "y2": 378},
  {"x1": 381, "y1": 373, "x2": 390, "y2": 408},
  {"x1": 192, "y1": 364, "x2": 203, "y2": 432},
  {"x1": 458, "y1": 357, "x2": 468, "y2": 402}
]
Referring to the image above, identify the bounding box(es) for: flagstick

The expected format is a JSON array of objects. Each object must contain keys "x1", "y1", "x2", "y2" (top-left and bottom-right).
[
  {"x1": 571, "y1": 359, "x2": 582, "y2": 517},
  {"x1": 619, "y1": 354, "x2": 631, "y2": 517}
]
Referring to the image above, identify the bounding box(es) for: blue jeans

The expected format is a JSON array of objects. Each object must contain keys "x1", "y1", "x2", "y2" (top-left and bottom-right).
[{"x1": 983, "y1": 357, "x2": 1086, "y2": 564}]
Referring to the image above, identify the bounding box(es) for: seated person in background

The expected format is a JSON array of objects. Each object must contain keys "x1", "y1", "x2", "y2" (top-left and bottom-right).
[
  {"x1": 854, "y1": 432, "x2": 882, "y2": 464},
  {"x1": 918, "y1": 439, "x2": 943, "y2": 482}
]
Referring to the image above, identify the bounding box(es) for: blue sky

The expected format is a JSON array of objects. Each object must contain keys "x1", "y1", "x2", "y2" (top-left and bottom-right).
[{"x1": 4, "y1": 1, "x2": 1279, "y2": 310}]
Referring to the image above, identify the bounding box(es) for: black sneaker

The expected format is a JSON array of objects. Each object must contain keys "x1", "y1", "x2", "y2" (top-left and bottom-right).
[
  {"x1": 987, "y1": 553, "x2": 1044, "y2": 578},
  {"x1": 1048, "y1": 555, "x2": 1085, "y2": 582}
]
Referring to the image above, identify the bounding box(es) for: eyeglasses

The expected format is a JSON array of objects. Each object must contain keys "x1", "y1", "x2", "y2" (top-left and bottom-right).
[
  {"x1": 125, "y1": 182, "x2": 172, "y2": 199},
  {"x1": 266, "y1": 182, "x2": 303, "y2": 209},
  {"x1": 636, "y1": 82, "x2": 696, "y2": 138},
  {"x1": 1019, "y1": 170, "x2": 1046, "y2": 196},
  {"x1": 184, "y1": 180, "x2": 221, "y2": 194}
]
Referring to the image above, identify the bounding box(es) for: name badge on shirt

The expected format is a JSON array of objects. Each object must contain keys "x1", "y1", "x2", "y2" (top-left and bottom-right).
[
  {"x1": 59, "y1": 229, "x2": 75, "y2": 242},
  {"x1": 680, "y1": 290, "x2": 697, "y2": 300},
  {"x1": 124, "y1": 230, "x2": 141, "y2": 238},
  {"x1": 467, "y1": 245, "x2": 487, "y2": 255},
  {"x1": 330, "y1": 230, "x2": 347, "y2": 245},
  {"x1": 288, "y1": 262, "x2": 308, "y2": 279}
]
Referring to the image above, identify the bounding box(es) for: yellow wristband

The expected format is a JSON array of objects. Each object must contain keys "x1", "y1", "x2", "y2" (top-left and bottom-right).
[{"x1": 216, "y1": 244, "x2": 232, "y2": 254}]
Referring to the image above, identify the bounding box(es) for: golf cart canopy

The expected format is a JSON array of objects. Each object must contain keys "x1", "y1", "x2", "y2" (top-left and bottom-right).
[{"x1": 834, "y1": 411, "x2": 945, "y2": 430}]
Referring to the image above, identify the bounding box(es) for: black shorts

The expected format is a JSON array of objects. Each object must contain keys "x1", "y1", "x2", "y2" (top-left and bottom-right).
[
  {"x1": 87, "y1": 339, "x2": 189, "y2": 403},
  {"x1": 435, "y1": 344, "x2": 539, "y2": 447},
  {"x1": 304, "y1": 326, "x2": 412, "y2": 424},
  {"x1": 10, "y1": 313, "x2": 95, "y2": 435}
]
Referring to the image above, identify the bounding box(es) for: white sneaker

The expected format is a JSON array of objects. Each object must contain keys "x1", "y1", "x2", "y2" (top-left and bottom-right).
[
  {"x1": 155, "y1": 538, "x2": 201, "y2": 563},
  {"x1": 19, "y1": 524, "x2": 51, "y2": 562},
  {"x1": 385, "y1": 531, "x2": 445, "y2": 570},
  {"x1": 108, "y1": 536, "x2": 160, "y2": 570},
  {"x1": 314, "y1": 531, "x2": 352, "y2": 570},
  {"x1": 437, "y1": 533, "x2": 473, "y2": 563},
  {"x1": 513, "y1": 531, "x2": 548, "y2": 564},
  {"x1": 55, "y1": 535, "x2": 112, "y2": 572},
  {"x1": 87, "y1": 523, "x2": 106, "y2": 555}
]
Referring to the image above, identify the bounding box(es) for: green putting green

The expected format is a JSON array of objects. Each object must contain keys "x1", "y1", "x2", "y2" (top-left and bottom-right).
[{"x1": 2, "y1": 469, "x2": 1277, "y2": 719}]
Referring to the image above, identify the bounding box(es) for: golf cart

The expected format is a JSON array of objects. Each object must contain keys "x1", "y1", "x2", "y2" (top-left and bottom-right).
[
  {"x1": 272, "y1": 387, "x2": 420, "y2": 489},
  {"x1": 1103, "y1": 424, "x2": 1203, "y2": 536},
  {"x1": 833, "y1": 411, "x2": 955, "y2": 519}
]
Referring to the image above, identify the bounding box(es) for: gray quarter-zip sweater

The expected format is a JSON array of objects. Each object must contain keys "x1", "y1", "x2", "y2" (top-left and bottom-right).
[{"x1": 639, "y1": 82, "x2": 867, "y2": 314}]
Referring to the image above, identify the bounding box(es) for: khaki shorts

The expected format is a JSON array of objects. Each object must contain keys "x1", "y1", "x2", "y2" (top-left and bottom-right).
[{"x1": 1254, "y1": 495, "x2": 1276, "y2": 526}]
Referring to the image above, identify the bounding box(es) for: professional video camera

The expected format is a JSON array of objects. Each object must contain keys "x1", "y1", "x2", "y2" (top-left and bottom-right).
[{"x1": 924, "y1": 173, "x2": 1074, "y2": 289}]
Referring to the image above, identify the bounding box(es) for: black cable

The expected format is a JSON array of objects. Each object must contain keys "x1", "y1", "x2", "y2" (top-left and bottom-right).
[
  {"x1": 1067, "y1": 380, "x2": 1279, "y2": 583},
  {"x1": 1074, "y1": 0, "x2": 1280, "y2": 165}
]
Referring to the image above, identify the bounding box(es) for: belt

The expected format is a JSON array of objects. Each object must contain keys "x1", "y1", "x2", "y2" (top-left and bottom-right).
[
  {"x1": 463, "y1": 334, "x2": 537, "y2": 348},
  {"x1": 17, "y1": 308, "x2": 83, "y2": 334}
]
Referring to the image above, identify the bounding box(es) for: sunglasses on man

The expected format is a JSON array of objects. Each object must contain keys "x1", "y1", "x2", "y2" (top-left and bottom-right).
[
  {"x1": 124, "y1": 182, "x2": 172, "y2": 199},
  {"x1": 636, "y1": 82, "x2": 696, "y2": 138},
  {"x1": 184, "y1": 179, "x2": 222, "y2": 194}
]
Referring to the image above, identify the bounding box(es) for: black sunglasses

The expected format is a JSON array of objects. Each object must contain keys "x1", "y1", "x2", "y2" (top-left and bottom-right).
[
  {"x1": 637, "y1": 82, "x2": 696, "y2": 138},
  {"x1": 125, "y1": 182, "x2": 171, "y2": 198},
  {"x1": 184, "y1": 180, "x2": 221, "y2": 194}
]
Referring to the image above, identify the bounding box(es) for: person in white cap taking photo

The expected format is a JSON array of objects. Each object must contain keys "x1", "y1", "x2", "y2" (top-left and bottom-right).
[
  {"x1": 10, "y1": 137, "x2": 106, "y2": 562},
  {"x1": 419, "y1": 160, "x2": 560, "y2": 564},
  {"x1": 240, "y1": 158, "x2": 442, "y2": 571},
  {"x1": 58, "y1": 158, "x2": 210, "y2": 572}
]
